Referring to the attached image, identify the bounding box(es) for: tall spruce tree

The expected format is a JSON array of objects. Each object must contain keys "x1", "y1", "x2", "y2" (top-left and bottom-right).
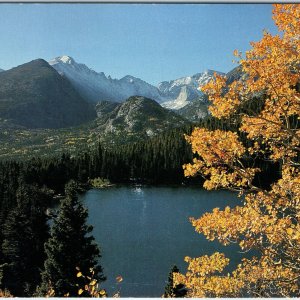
[
  {"x1": 1, "y1": 205, "x2": 34, "y2": 296},
  {"x1": 1, "y1": 182, "x2": 50, "y2": 296},
  {"x1": 164, "y1": 265, "x2": 187, "y2": 298},
  {"x1": 40, "y1": 180, "x2": 105, "y2": 296}
]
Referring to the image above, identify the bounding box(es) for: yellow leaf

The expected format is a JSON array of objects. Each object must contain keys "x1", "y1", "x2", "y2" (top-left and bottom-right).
[
  {"x1": 78, "y1": 289, "x2": 84, "y2": 295},
  {"x1": 266, "y1": 205, "x2": 272, "y2": 211},
  {"x1": 287, "y1": 228, "x2": 294, "y2": 235},
  {"x1": 77, "y1": 272, "x2": 82, "y2": 277},
  {"x1": 90, "y1": 279, "x2": 97, "y2": 286}
]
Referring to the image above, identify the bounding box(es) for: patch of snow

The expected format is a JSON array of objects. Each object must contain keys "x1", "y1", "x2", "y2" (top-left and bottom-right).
[{"x1": 60, "y1": 55, "x2": 74, "y2": 64}]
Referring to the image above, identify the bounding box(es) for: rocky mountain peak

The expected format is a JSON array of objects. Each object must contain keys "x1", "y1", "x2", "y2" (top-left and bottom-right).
[{"x1": 95, "y1": 96, "x2": 188, "y2": 138}]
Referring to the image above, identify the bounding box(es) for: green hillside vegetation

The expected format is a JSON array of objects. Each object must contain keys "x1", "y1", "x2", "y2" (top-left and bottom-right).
[{"x1": 0, "y1": 96, "x2": 190, "y2": 159}]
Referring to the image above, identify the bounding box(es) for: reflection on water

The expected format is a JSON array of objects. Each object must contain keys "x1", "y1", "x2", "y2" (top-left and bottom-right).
[
  {"x1": 80, "y1": 186, "x2": 244, "y2": 297},
  {"x1": 133, "y1": 186, "x2": 144, "y2": 195}
]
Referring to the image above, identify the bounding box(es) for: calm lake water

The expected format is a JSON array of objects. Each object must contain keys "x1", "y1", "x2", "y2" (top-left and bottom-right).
[{"x1": 80, "y1": 186, "x2": 244, "y2": 297}]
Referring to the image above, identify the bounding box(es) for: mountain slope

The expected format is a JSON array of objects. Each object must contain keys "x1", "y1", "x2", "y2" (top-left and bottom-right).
[
  {"x1": 49, "y1": 56, "x2": 165, "y2": 103},
  {"x1": 177, "y1": 95, "x2": 209, "y2": 121},
  {"x1": 226, "y1": 65, "x2": 244, "y2": 84},
  {"x1": 0, "y1": 68, "x2": 4, "y2": 72},
  {"x1": 0, "y1": 59, "x2": 96, "y2": 129},
  {"x1": 95, "y1": 100, "x2": 119, "y2": 118}
]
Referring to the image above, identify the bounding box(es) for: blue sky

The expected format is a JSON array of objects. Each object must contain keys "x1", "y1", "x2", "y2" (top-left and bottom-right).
[{"x1": 0, "y1": 4, "x2": 277, "y2": 85}]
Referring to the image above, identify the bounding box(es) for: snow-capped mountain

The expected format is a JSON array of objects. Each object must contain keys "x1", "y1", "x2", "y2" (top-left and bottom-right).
[
  {"x1": 49, "y1": 56, "x2": 165, "y2": 104},
  {"x1": 159, "y1": 70, "x2": 225, "y2": 110},
  {"x1": 48, "y1": 55, "x2": 224, "y2": 111},
  {"x1": 0, "y1": 68, "x2": 4, "y2": 72}
]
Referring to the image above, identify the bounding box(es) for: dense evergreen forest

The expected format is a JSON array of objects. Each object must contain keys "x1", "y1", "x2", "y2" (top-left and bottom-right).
[{"x1": 0, "y1": 111, "x2": 280, "y2": 296}]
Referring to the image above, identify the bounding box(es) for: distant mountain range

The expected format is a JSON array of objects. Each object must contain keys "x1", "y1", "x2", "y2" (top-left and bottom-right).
[
  {"x1": 49, "y1": 56, "x2": 165, "y2": 104},
  {"x1": 0, "y1": 56, "x2": 246, "y2": 158},
  {"x1": 0, "y1": 56, "x2": 243, "y2": 134},
  {"x1": 49, "y1": 55, "x2": 223, "y2": 111}
]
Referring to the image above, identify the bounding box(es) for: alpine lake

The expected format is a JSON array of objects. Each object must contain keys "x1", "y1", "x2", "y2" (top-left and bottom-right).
[{"x1": 79, "y1": 185, "x2": 245, "y2": 297}]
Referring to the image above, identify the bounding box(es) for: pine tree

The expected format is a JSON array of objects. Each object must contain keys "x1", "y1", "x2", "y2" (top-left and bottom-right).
[
  {"x1": 1, "y1": 205, "x2": 33, "y2": 296},
  {"x1": 40, "y1": 180, "x2": 105, "y2": 296},
  {"x1": 164, "y1": 265, "x2": 187, "y2": 298},
  {"x1": 1, "y1": 183, "x2": 49, "y2": 296}
]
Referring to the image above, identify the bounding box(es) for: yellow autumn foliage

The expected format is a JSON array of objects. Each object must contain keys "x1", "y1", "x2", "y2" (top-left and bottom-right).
[{"x1": 176, "y1": 4, "x2": 300, "y2": 297}]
